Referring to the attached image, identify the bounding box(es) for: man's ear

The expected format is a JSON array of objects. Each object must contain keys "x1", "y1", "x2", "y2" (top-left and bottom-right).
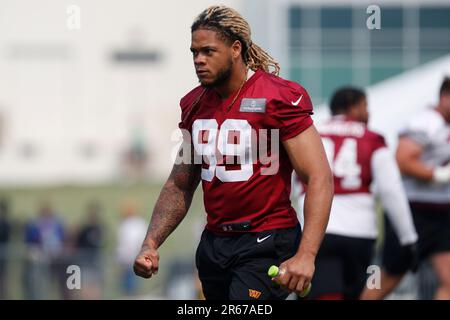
[
  {"x1": 231, "y1": 40, "x2": 242, "y2": 59},
  {"x1": 348, "y1": 105, "x2": 359, "y2": 118}
]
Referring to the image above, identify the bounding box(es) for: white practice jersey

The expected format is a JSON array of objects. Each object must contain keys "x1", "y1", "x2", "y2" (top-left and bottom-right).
[{"x1": 400, "y1": 108, "x2": 450, "y2": 204}]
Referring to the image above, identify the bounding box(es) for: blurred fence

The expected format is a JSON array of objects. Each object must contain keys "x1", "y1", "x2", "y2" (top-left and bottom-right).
[
  {"x1": 0, "y1": 244, "x2": 145, "y2": 299},
  {"x1": 0, "y1": 243, "x2": 440, "y2": 300},
  {"x1": 0, "y1": 243, "x2": 201, "y2": 300},
  {"x1": 1, "y1": 244, "x2": 106, "y2": 299}
]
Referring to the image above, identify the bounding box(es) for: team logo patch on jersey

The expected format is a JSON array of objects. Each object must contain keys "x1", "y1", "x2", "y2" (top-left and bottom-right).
[
  {"x1": 248, "y1": 289, "x2": 262, "y2": 299},
  {"x1": 240, "y1": 98, "x2": 266, "y2": 113}
]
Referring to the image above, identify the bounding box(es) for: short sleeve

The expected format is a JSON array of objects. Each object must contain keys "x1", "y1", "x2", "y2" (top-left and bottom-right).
[
  {"x1": 178, "y1": 101, "x2": 188, "y2": 131},
  {"x1": 399, "y1": 125, "x2": 430, "y2": 146},
  {"x1": 398, "y1": 110, "x2": 442, "y2": 147},
  {"x1": 178, "y1": 86, "x2": 205, "y2": 132},
  {"x1": 178, "y1": 95, "x2": 191, "y2": 131},
  {"x1": 267, "y1": 85, "x2": 314, "y2": 141},
  {"x1": 372, "y1": 132, "x2": 387, "y2": 152}
]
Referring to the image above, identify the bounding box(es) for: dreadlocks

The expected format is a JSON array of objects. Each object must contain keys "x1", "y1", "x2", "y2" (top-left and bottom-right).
[{"x1": 191, "y1": 5, "x2": 280, "y2": 76}]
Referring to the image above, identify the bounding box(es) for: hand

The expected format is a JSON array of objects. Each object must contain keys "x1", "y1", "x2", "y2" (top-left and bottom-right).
[
  {"x1": 433, "y1": 165, "x2": 450, "y2": 184},
  {"x1": 133, "y1": 244, "x2": 159, "y2": 279},
  {"x1": 403, "y1": 242, "x2": 419, "y2": 273},
  {"x1": 272, "y1": 252, "x2": 315, "y2": 295}
]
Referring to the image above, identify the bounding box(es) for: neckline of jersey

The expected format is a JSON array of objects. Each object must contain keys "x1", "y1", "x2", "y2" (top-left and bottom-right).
[{"x1": 213, "y1": 69, "x2": 264, "y2": 111}]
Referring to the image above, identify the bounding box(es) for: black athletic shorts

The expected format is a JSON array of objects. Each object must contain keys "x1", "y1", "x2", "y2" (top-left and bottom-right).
[
  {"x1": 381, "y1": 213, "x2": 416, "y2": 275},
  {"x1": 410, "y1": 203, "x2": 450, "y2": 260},
  {"x1": 195, "y1": 224, "x2": 301, "y2": 300},
  {"x1": 309, "y1": 233, "x2": 375, "y2": 300}
]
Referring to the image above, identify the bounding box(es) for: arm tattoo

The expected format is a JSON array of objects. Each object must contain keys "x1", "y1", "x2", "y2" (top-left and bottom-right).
[{"x1": 145, "y1": 148, "x2": 201, "y2": 248}]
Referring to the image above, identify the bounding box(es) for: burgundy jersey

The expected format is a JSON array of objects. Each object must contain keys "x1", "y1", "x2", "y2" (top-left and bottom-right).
[
  {"x1": 178, "y1": 69, "x2": 313, "y2": 233},
  {"x1": 316, "y1": 116, "x2": 386, "y2": 195}
]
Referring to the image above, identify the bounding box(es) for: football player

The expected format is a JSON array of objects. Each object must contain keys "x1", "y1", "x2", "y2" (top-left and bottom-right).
[
  {"x1": 296, "y1": 87, "x2": 418, "y2": 299},
  {"x1": 133, "y1": 5, "x2": 333, "y2": 300}
]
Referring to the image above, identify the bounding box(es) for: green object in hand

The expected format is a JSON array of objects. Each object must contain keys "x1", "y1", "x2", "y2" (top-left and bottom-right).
[
  {"x1": 267, "y1": 265, "x2": 312, "y2": 298},
  {"x1": 268, "y1": 265, "x2": 280, "y2": 278}
]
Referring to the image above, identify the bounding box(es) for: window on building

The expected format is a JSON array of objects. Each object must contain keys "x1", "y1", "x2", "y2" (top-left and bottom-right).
[{"x1": 288, "y1": 5, "x2": 450, "y2": 104}]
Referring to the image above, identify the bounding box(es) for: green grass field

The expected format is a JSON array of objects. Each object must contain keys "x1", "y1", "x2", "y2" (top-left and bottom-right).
[{"x1": 0, "y1": 182, "x2": 206, "y2": 299}]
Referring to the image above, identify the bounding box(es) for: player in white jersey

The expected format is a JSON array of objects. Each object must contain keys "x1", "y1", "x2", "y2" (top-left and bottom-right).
[
  {"x1": 365, "y1": 77, "x2": 450, "y2": 300},
  {"x1": 296, "y1": 87, "x2": 417, "y2": 299}
]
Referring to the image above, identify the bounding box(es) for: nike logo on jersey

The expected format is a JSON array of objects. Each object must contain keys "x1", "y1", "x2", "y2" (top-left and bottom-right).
[
  {"x1": 257, "y1": 235, "x2": 271, "y2": 243},
  {"x1": 291, "y1": 95, "x2": 303, "y2": 106}
]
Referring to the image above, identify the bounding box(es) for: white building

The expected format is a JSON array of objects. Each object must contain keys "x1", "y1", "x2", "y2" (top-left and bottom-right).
[{"x1": 0, "y1": 0, "x2": 449, "y2": 185}]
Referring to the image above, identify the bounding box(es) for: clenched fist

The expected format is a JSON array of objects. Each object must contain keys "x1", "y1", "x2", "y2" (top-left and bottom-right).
[{"x1": 133, "y1": 244, "x2": 159, "y2": 279}]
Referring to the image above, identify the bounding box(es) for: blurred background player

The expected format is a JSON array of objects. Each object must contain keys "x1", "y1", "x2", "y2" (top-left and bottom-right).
[
  {"x1": 75, "y1": 200, "x2": 105, "y2": 299},
  {"x1": 360, "y1": 212, "x2": 419, "y2": 300},
  {"x1": 133, "y1": 5, "x2": 333, "y2": 300},
  {"x1": 365, "y1": 77, "x2": 450, "y2": 300},
  {"x1": 296, "y1": 87, "x2": 418, "y2": 299}
]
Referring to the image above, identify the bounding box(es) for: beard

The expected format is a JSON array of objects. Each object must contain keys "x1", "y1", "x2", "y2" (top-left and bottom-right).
[{"x1": 200, "y1": 58, "x2": 233, "y2": 88}]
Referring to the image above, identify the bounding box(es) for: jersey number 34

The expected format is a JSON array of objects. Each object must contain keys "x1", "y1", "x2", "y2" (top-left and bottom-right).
[{"x1": 322, "y1": 137, "x2": 362, "y2": 190}]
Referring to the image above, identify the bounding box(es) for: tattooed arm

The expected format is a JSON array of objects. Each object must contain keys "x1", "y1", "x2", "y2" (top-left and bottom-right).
[{"x1": 134, "y1": 145, "x2": 201, "y2": 279}]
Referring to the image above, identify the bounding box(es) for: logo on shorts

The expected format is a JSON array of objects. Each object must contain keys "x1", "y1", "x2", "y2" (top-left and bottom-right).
[
  {"x1": 248, "y1": 289, "x2": 262, "y2": 299},
  {"x1": 257, "y1": 235, "x2": 271, "y2": 243}
]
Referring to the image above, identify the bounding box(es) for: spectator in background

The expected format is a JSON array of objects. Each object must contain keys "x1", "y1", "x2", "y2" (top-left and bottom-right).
[
  {"x1": 75, "y1": 200, "x2": 104, "y2": 299},
  {"x1": 23, "y1": 201, "x2": 66, "y2": 299},
  {"x1": 0, "y1": 198, "x2": 11, "y2": 299},
  {"x1": 24, "y1": 202, "x2": 65, "y2": 261},
  {"x1": 116, "y1": 200, "x2": 147, "y2": 296}
]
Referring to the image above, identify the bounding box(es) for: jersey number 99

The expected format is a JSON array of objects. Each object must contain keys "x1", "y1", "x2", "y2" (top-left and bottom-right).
[{"x1": 192, "y1": 119, "x2": 254, "y2": 182}]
